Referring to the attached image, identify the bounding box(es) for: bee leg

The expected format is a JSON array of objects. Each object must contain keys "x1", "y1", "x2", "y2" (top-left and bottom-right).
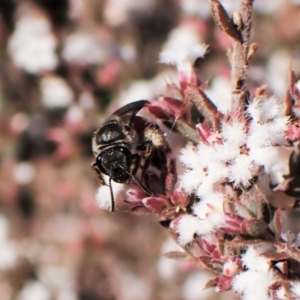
[
  {"x1": 130, "y1": 154, "x2": 142, "y2": 178},
  {"x1": 127, "y1": 154, "x2": 154, "y2": 196},
  {"x1": 91, "y1": 162, "x2": 106, "y2": 185}
]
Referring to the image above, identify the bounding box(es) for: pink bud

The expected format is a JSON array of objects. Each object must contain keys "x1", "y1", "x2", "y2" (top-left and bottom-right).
[
  {"x1": 216, "y1": 275, "x2": 232, "y2": 292},
  {"x1": 126, "y1": 188, "x2": 147, "y2": 204},
  {"x1": 196, "y1": 123, "x2": 222, "y2": 145},
  {"x1": 223, "y1": 257, "x2": 241, "y2": 276},
  {"x1": 172, "y1": 189, "x2": 189, "y2": 207},
  {"x1": 220, "y1": 213, "x2": 245, "y2": 234},
  {"x1": 285, "y1": 124, "x2": 300, "y2": 141},
  {"x1": 142, "y1": 196, "x2": 168, "y2": 214}
]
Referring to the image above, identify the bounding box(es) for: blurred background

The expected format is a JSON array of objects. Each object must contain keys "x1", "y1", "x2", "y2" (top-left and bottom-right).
[{"x1": 0, "y1": 0, "x2": 300, "y2": 299}]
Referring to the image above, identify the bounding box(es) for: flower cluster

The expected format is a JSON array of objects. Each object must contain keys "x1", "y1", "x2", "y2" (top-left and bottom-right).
[{"x1": 94, "y1": 1, "x2": 300, "y2": 299}]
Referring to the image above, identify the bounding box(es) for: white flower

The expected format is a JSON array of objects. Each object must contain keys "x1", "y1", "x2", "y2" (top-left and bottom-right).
[
  {"x1": 17, "y1": 281, "x2": 51, "y2": 300},
  {"x1": 62, "y1": 32, "x2": 105, "y2": 65},
  {"x1": 249, "y1": 146, "x2": 290, "y2": 174},
  {"x1": 180, "y1": 0, "x2": 211, "y2": 17},
  {"x1": 159, "y1": 43, "x2": 208, "y2": 72},
  {"x1": 221, "y1": 118, "x2": 247, "y2": 147},
  {"x1": 291, "y1": 281, "x2": 300, "y2": 298},
  {"x1": 180, "y1": 143, "x2": 201, "y2": 169},
  {"x1": 65, "y1": 105, "x2": 84, "y2": 124},
  {"x1": 276, "y1": 286, "x2": 287, "y2": 300},
  {"x1": 8, "y1": 14, "x2": 58, "y2": 74},
  {"x1": 182, "y1": 271, "x2": 216, "y2": 300},
  {"x1": 95, "y1": 181, "x2": 124, "y2": 211},
  {"x1": 13, "y1": 162, "x2": 36, "y2": 185},
  {"x1": 196, "y1": 176, "x2": 215, "y2": 198},
  {"x1": 206, "y1": 159, "x2": 229, "y2": 184},
  {"x1": 212, "y1": 142, "x2": 240, "y2": 163},
  {"x1": 40, "y1": 75, "x2": 74, "y2": 109},
  {"x1": 247, "y1": 96, "x2": 284, "y2": 123},
  {"x1": 174, "y1": 215, "x2": 212, "y2": 245},
  {"x1": 228, "y1": 154, "x2": 254, "y2": 187},
  {"x1": 204, "y1": 77, "x2": 232, "y2": 114},
  {"x1": 193, "y1": 193, "x2": 225, "y2": 228},
  {"x1": 179, "y1": 168, "x2": 205, "y2": 194},
  {"x1": 241, "y1": 245, "x2": 272, "y2": 272},
  {"x1": 233, "y1": 270, "x2": 276, "y2": 300},
  {"x1": 95, "y1": 185, "x2": 114, "y2": 211}
]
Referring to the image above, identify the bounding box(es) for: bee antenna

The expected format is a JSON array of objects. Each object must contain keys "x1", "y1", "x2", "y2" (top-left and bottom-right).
[{"x1": 108, "y1": 177, "x2": 115, "y2": 212}]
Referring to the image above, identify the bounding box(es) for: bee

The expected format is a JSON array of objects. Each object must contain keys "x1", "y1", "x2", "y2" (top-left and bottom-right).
[{"x1": 91, "y1": 100, "x2": 169, "y2": 211}]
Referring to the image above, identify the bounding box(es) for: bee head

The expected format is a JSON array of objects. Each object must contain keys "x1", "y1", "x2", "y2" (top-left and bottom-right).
[{"x1": 96, "y1": 146, "x2": 132, "y2": 183}]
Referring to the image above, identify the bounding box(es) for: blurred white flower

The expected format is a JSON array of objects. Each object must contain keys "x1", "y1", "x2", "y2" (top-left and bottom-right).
[
  {"x1": 291, "y1": 281, "x2": 300, "y2": 298},
  {"x1": 205, "y1": 77, "x2": 232, "y2": 114},
  {"x1": 157, "y1": 238, "x2": 182, "y2": 280},
  {"x1": 165, "y1": 24, "x2": 203, "y2": 49},
  {"x1": 103, "y1": 0, "x2": 155, "y2": 26},
  {"x1": 62, "y1": 32, "x2": 105, "y2": 65},
  {"x1": 8, "y1": 14, "x2": 58, "y2": 74},
  {"x1": 180, "y1": 0, "x2": 211, "y2": 17},
  {"x1": 40, "y1": 75, "x2": 74, "y2": 109},
  {"x1": 266, "y1": 50, "x2": 290, "y2": 98},
  {"x1": 0, "y1": 215, "x2": 18, "y2": 270},
  {"x1": 13, "y1": 162, "x2": 36, "y2": 185},
  {"x1": 17, "y1": 281, "x2": 51, "y2": 300},
  {"x1": 159, "y1": 43, "x2": 208, "y2": 72},
  {"x1": 182, "y1": 271, "x2": 215, "y2": 300},
  {"x1": 95, "y1": 180, "x2": 124, "y2": 211},
  {"x1": 253, "y1": 0, "x2": 285, "y2": 14}
]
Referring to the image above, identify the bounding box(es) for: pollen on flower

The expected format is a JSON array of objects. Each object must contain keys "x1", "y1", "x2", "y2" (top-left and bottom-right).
[{"x1": 158, "y1": 43, "x2": 208, "y2": 72}]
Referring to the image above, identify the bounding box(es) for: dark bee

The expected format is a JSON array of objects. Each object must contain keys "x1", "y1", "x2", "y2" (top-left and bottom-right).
[{"x1": 91, "y1": 100, "x2": 169, "y2": 211}]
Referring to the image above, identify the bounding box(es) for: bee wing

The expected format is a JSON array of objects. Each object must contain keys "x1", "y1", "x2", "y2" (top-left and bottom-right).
[{"x1": 112, "y1": 100, "x2": 149, "y2": 125}]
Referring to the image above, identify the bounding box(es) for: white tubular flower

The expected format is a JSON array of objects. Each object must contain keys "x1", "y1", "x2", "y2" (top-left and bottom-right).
[{"x1": 159, "y1": 43, "x2": 208, "y2": 72}]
